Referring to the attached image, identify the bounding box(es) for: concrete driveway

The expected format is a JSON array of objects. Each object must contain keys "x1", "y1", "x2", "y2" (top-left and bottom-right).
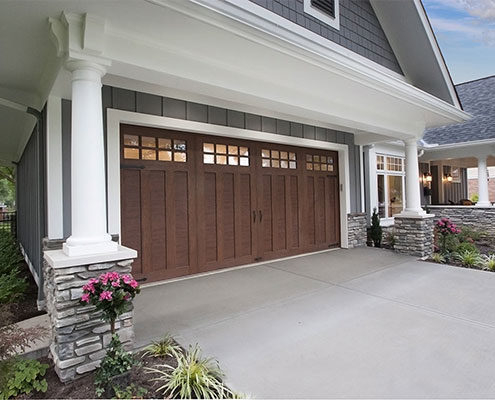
[{"x1": 134, "y1": 248, "x2": 495, "y2": 398}]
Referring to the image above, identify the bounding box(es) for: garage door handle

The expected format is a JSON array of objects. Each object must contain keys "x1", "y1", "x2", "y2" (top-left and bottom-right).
[
  {"x1": 259, "y1": 210, "x2": 263, "y2": 223},
  {"x1": 253, "y1": 211, "x2": 256, "y2": 223}
]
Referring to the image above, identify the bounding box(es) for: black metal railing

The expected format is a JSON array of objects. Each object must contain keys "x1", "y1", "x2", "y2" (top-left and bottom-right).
[{"x1": 0, "y1": 211, "x2": 17, "y2": 237}]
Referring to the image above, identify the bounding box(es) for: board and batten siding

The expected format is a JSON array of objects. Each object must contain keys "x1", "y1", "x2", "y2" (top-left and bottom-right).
[
  {"x1": 61, "y1": 85, "x2": 362, "y2": 234},
  {"x1": 17, "y1": 110, "x2": 46, "y2": 302},
  {"x1": 248, "y1": 0, "x2": 402, "y2": 74},
  {"x1": 443, "y1": 165, "x2": 468, "y2": 204}
]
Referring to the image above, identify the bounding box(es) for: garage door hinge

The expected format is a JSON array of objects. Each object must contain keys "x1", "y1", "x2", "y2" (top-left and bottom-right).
[{"x1": 340, "y1": 183, "x2": 343, "y2": 191}]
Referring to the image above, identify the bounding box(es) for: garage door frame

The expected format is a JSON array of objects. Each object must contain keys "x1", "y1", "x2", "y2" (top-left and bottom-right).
[{"x1": 106, "y1": 109, "x2": 351, "y2": 251}]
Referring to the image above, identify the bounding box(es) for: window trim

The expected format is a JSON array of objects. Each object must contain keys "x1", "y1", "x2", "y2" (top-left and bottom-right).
[
  {"x1": 376, "y1": 154, "x2": 405, "y2": 219},
  {"x1": 303, "y1": 0, "x2": 340, "y2": 30}
]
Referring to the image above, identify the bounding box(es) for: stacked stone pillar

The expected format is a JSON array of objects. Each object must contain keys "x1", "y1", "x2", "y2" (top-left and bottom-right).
[
  {"x1": 394, "y1": 215, "x2": 434, "y2": 257},
  {"x1": 44, "y1": 248, "x2": 137, "y2": 382},
  {"x1": 347, "y1": 213, "x2": 367, "y2": 248}
]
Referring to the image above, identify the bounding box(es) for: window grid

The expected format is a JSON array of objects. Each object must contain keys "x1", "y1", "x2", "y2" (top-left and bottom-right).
[
  {"x1": 261, "y1": 149, "x2": 297, "y2": 169},
  {"x1": 123, "y1": 134, "x2": 187, "y2": 162},
  {"x1": 305, "y1": 154, "x2": 334, "y2": 172},
  {"x1": 203, "y1": 143, "x2": 249, "y2": 166}
]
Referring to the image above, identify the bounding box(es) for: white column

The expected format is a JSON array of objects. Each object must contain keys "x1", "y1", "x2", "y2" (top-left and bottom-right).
[
  {"x1": 476, "y1": 156, "x2": 491, "y2": 207},
  {"x1": 399, "y1": 138, "x2": 426, "y2": 217},
  {"x1": 63, "y1": 60, "x2": 117, "y2": 256}
]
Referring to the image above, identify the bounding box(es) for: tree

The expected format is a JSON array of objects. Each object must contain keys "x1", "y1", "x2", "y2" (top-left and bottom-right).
[
  {"x1": 0, "y1": 167, "x2": 15, "y2": 209},
  {"x1": 370, "y1": 208, "x2": 382, "y2": 247}
]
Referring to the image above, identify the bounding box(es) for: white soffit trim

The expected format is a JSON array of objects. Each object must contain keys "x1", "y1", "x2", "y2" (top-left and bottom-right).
[
  {"x1": 425, "y1": 138, "x2": 495, "y2": 151},
  {"x1": 106, "y1": 109, "x2": 351, "y2": 249},
  {"x1": 370, "y1": 0, "x2": 461, "y2": 109},
  {"x1": 143, "y1": 0, "x2": 468, "y2": 123}
]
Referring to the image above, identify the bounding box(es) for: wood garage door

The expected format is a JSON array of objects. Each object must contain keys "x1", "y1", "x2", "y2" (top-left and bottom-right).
[{"x1": 120, "y1": 124, "x2": 340, "y2": 283}]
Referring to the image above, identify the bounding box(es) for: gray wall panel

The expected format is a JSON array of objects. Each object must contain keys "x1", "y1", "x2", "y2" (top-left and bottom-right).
[
  {"x1": 112, "y1": 88, "x2": 135, "y2": 112},
  {"x1": 227, "y1": 110, "x2": 245, "y2": 128},
  {"x1": 136, "y1": 92, "x2": 162, "y2": 116},
  {"x1": 62, "y1": 99, "x2": 72, "y2": 238},
  {"x1": 208, "y1": 106, "x2": 227, "y2": 126},
  {"x1": 17, "y1": 109, "x2": 46, "y2": 301},
  {"x1": 246, "y1": 114, "x2": 262, "y2": 131},
  {"x1": 187, "y1": 102, "x2": 208, "y2": 122},
  {"x1": 249, "y1": 0, "x2": 402, "y2": 74},
  {"x1": 276, "y1": 119, "x2": 290, "y2": 136},
  {"x1": 163, "y1": 97, "x2": 186, "y2": 119}
]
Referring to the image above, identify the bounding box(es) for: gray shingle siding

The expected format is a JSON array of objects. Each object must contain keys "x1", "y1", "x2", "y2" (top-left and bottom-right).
[
  {"x1": 249, "y1": 0, "x2": 403, "y2": 74},
  {"x1": 423, "y1": 76, "x2": 495, "y2": 145}
]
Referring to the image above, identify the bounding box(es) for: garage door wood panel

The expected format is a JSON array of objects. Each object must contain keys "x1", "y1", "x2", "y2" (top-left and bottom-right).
[
  {"x1": 120, "y1": 124, "x2": 340, "y2": 283},
  {"x1": 196, "y1": 137, "x2": 257, "y2": 272}
]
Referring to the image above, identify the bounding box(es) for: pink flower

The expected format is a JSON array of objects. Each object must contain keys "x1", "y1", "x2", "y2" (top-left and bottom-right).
[
  {"x1": 81, "y1": 293, "x2": 90, "y2": 303},
  {"x1": 111, "y1": 280, "x2": 120, "y2": 287},
  {"x1": 124, "y1": 294, "x2": 131, "y2": 301},
  {"x1": 99, "y1": 291, "x2": 113, "y2": 301},
  {"x1": 129, "y1": 280, "x2": 139, "y2": 289},
  {"x1": 123, "y1": 274, "x2": 132, "y2": 284}
]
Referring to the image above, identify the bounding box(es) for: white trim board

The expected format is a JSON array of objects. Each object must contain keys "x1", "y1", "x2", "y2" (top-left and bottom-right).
[{"x1": 106, "y1": 108, "x2": 351, "y2": 249}]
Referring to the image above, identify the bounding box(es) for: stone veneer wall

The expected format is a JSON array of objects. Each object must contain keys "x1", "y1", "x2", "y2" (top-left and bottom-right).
[
  {"x1": 430, "y1": 206, "x2": 495, "y2": 247},
  {"x1": 394, "y1": 216, "x2": 434, "y2": 257},
  {"x1": 347, "y1": 213, "x2": 367, "y2": 248},
  {"x1": 43, "y1": 241, "x2": 135, "y2": 382}
]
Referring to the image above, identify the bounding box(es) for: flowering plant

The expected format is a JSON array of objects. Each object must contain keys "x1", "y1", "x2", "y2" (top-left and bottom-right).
[
  {"x1": 80, "y1": 272, "x2": 140, "y2": 333},
  {"x1": 435, "y1": 217, "x2": 460, "y2": 254}
]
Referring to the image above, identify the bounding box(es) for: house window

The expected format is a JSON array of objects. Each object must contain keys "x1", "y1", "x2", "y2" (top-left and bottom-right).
[
  {"x1": 303, "y1": 0, "x2": 340, "y2": 30},
  {"x1": 376, "y1": 155, "x2": 405, "y2": 219}
]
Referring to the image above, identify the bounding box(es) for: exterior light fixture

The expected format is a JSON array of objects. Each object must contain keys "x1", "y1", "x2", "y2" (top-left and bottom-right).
[
  {"x1": 423, "y1": 172, "x2": 432, "y2": 183},
  {"x1": 444, "y1": 174, "x2": 453, "y2": 182}
]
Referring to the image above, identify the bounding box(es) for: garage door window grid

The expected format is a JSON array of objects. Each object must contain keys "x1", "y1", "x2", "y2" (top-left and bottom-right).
[
  {"x1": 203, "y1": 142, "x2": 250, "y2": 166},
  {"x1": 123, "y1": 134, "x2": 187, "y2": 162},
  {"x1": 305, "y1": 154, "x2": 334, "y2": 171},
  {"x1": 261, "y1": 149, "x2": 297, "y2": 169}
]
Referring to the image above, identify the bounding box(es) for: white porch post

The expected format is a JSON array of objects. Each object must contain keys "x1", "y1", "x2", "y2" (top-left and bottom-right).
[
  {"x1": 477, "y1": 156, "x2": 491, "y2": 207},
  {"x1": 400, "y1": 138, "x2": 426, "y2": 216},
  {"x1": 63, "y1": 60, "x2": 117, "y2": 256}
]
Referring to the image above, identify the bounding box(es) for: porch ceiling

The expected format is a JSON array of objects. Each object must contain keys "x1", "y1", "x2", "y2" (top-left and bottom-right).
[
  {"x1": 421, "y1": 140, "x2": 495, "y2": 165},
  {"x1": 0, "y1": 0, "x2": 468, "y2": 162}
]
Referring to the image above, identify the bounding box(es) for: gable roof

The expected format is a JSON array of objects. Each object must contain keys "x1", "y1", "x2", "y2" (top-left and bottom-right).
[
  {"x1": 371, "y1": 0, "x2": 461, "y2": 108},
  {"x1": 423, "y1": 75, "x2": 495, "y2": 145}
]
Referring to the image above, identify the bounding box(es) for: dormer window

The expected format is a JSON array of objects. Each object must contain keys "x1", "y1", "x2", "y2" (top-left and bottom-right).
[{"x1": 304, "y1": 0, "x2": 340, "y2": 30}]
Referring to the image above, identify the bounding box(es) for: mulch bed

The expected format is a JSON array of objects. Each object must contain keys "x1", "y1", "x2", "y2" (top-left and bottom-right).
[
  {"x1": 4, "y1": 260, "x2": 46, "y2": 325},
  {"x1": 20, "y1": 350, "x2": 179, "y2": 399}
]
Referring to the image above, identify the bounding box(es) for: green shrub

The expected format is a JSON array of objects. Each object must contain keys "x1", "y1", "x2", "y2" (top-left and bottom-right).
[
  {"x1": 0, "y1": 358, "x2": 48, "y2": 399},
  {"x1": 470, "y1": 193, "x2": 479, "y2": 203},
  {"x1": 431, "y1": 253, "x2": 446, "y2": 264},
  {"x1": 0, "y1": 231, "x2": 26, "y2": 304},
  {"x1": 370, "y1": 209, "x2": 382, "y2": 248},
  {"x1": 95, "y1": 335, "x2": 135, "y2": 397},
  {"x1": 455, "y1": 250, "x2": 482, "y2": 268},
  {"x1": 481, "y1": 254, "x2": 495, "y2": 271},
  {"x1": 143, "y1": 333, "x2": 181, "y2": 359},
  {"x1": 148, "y1": 344, "x2": 236, "y2": 399},
  {"x1": 455, "y1": 242, "x2": 479, "y2": 255},
  {"x1": 458, "y1": 227, "x2": 482, "y2": 243}
]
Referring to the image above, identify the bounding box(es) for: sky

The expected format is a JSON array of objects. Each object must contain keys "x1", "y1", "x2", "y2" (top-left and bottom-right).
[{"x1": 422, "y1": 0, "x2": 495, "y2": 84}]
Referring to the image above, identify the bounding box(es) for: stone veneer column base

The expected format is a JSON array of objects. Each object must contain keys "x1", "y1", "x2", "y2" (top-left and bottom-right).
[
  {"x1": 394, "y1": 214, "x2": 435, "y2": 257},
  {"x1": 43, "y1": 245, "x2": 137, "y2": 382},
  {"x1": 347, "y1": 213, "x2": 367, "y2": 248}
]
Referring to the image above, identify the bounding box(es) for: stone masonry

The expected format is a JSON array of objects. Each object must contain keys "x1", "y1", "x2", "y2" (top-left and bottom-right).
[
  {"x1": 430, "y1": 206, "x2": 495, "y2": 249},
  {"x1": 43, "y1": 254, "x2": 135, "y2": 382},
  {"x1": 347, "y1": 213, "x2": 367, "y2": 248},
  {"x1": 394, "y1": 215, "x2": 435, "y2": 257}
]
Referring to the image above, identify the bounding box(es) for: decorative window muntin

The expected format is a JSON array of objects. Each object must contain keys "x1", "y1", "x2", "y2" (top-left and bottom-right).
[
  {"x1": 305, "y1": 153, "x2": 334, "y2": 172},
  {"x1": 261, "y1": 149, "x2": 297, "y2": 169},
  {"x1": 203, "y1": 142, "x2": 249, "y2": 166},
  {"x1": 123, "y1": 134, "x2": 187, "y2": 162},
  {"x1": 377, "y1": 155, "x2": 403, "y2": 173}
]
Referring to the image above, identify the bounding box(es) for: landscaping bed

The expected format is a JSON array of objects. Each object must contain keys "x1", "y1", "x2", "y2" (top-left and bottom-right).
[
  {"x1": 428, "y1": 218, "x2": 495, "y2": 272},
  {"x1": 19, "y1": 349, "x2": 179, "y2": 399}
]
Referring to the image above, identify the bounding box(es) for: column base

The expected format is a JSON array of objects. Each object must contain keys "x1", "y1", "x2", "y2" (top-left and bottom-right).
[
  {"x1": 63, "y1": 239, "x2": 118, "y2": 257},
  {"x1": 43, "y1": 247, "x2": 137, "y2": 382},
  {"x1": 394, "y1": 214, "x2": 435, "y2": 258},
  {"x1": 475, "y1": 201, "x2": 492, "y2": 207}
]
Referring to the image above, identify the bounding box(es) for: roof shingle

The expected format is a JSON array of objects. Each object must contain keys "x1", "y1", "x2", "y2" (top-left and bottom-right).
[{"x1": 423, "y1": 75, "x2": 495, "y2": 145}]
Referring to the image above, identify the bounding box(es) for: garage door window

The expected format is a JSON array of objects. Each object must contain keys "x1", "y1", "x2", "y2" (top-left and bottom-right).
[
  {"x1": 123, "y1": 134, "x2": 187, "y2": 162},
  {"x1": 203, "y1": 142, "x2": 249, "y2": 166},
  {"x1": 261, "y1": 149, "x2": 297, "y2": 169},
  {"x1": 305, "y1": 154, "x2": 334, "y2": 171}
]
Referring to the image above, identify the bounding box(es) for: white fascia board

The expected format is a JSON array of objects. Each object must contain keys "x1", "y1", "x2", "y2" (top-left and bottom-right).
[
  {"x1": 153, "y1": 0, "x2": 469, "y2": 124},
  {"x1": 412, "y1": 0, "x2": 461, "y2": 109},
  {"x1": 422, "y1": 141, "x2": 495, "y2": 162}
]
